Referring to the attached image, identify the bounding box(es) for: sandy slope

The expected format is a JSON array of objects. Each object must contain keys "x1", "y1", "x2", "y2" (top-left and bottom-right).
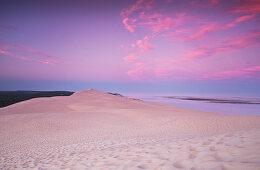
[{"x1": 0, "y1": 89, "x2": 260, "y2": 169}]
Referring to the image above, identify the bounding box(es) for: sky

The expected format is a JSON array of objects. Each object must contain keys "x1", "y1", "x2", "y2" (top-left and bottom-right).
[{"x1": 0, "y1": 0, "x2": 260, "y2": 95}]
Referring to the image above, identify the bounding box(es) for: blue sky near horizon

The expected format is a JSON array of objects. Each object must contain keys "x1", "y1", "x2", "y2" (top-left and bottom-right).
[{"x1": 1, "y1": 79, "x2": 259, "y2": 98}]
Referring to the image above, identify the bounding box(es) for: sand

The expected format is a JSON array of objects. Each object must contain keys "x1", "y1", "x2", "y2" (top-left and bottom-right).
[{"x1": 0, "y1": 89, "x2": 260, "y2": 169}]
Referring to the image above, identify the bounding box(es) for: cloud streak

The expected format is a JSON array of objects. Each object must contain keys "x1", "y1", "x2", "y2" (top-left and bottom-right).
[
  {"x1": 184, "y1": 30, "x2": 260, "y2": 60},
  {"x1": 126, "y1": 62, "x2": 147, "y2": 79},
  {"x1": 122, "y1": 18, "x2": 136, "y2": 32},
  {"x1": 225, "y1": 14, "x2": 256, "y2": 28},
  {"x1": 0, "y1": 48, "x2": 53, "y2": 64},
  {"x1": 0, "y1": 44, "x2": 59, "y2": 64},
  {"x1": 231, "y1": 0, "x2": 260, "y2": 14},
  {"x1": 203, "y1": 65, "x2": 260, "y2": 80},
  {"x1": 123, "y1": 53, "x2": 138, "y2": 62}
]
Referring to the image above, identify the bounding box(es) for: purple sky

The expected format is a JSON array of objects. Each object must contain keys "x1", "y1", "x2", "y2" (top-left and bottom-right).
[{"x1": 0, "y1": 0, "x2": 260, "y2": 94}]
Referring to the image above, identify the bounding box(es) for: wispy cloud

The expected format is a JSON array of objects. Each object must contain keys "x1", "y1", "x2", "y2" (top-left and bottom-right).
[
  {"x1": 203, "y1": 65, "x2": 260, "y2": 80},
  {"x1": 120, "y1": 0, "x2": 186, "y2": 35},
  {"x1": 137, "y1": 12, "x2": 186, "y2": 35},
  {"x1": 135, "y1": 36, "x2": 154, "y2": 51},
  {"x1": 126, "y1": 62, "x2": 147, "y2": 79},
  {"x1": 123, "y1": 53, "x2": 138, "y2": 62},
  {"x1": 122, "y1": 18, "x2": 136, "y2": 32},
  {"x1": 9, "y1": 45, "x2": 58, "y2": 59},
  {"x1": 184, "y1": 30, "x2": 260, "y2": 60},
  {"x1": 183, "y1": 22, "x2": 218, "y2": 41},
  {"x1": 120, "y1": 0, "x2": 155, "y2": 18},
  {"x1": 231, "y1": 0, "x2": 260, "y2": 14},
  {"x1": 225, "y1": 14, "x2": 256, "y2": 28},
  {"x1": 0, "y1": 48, "x2": 53, "y2": 64},
  {"x1": 165, "y1": 14, "x2": 256, "y2": 42},
  {"x1": 0, "y1": 44, "x2": 59, "y2": 64}
]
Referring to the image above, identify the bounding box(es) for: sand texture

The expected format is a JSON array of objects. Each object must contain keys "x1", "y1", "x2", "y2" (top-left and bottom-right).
[{"x1": 0, "y1": 89, "x2": 260, "y2": 169}]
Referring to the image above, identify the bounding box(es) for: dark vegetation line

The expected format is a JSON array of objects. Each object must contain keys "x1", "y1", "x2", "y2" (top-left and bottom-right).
[
  {"x1": 107, "y1": 92, "x2": 124, "y2": 97},
  {"x1": 0, "y1": 91, "x2": 74, "y2": 108}
]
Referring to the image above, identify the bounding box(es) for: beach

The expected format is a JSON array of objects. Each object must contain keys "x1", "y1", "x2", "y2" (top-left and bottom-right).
[{"x1": 0, "y1": 89, "x2": 260, "y2": 169}]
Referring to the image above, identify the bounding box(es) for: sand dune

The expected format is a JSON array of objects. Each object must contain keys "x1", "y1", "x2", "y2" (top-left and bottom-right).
[{"x1": 0, "y1": 89, "x2": 260, "y2": 169}]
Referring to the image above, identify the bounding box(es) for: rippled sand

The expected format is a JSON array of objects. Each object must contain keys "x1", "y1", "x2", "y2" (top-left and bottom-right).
[{"x1": 0, "y1": 89, "x2": 260, "y2": 169}]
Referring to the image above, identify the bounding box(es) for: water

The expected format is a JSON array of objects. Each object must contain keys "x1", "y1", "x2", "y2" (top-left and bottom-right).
[{"x1": 125, "y1": 93, "x2": 260, "y2": 115}]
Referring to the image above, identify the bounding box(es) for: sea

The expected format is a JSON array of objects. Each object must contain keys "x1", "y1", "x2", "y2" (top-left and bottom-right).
[{"x1": 124, "y1": 93, "x2": 260, "y2": 116}]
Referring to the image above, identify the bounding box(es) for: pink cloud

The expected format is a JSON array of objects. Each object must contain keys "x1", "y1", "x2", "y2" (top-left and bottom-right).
[
  {"x1": 122, "y1": 18, "x2": 136, "y2": 32},
  {"x1": 235, "y1": 14, "x2": 256, "y2": 22},
  {"x1": 184, "y1": 30, "x2": 260, "y2": 60},
  {"x1": 135, "y1": 36, "x2": 154, "y2": 51},
  {"x1": 185, "y1": 22, "x2": 219, "y2": 41},
  {"x1": 231, "y1": 0, "x2": 260, "y2": 14},
  {"x1": 0, "y1": 44, "x2": 59, "y2": 64},
  {"x1": 120, "y1": 0, "x2": 155, "y2": 33},
  {"x1": 204, "y1": 65, "x2": 260, "y2": 80},
  {"x1": 0, "y1": 48, "x2": 53, "y2": 64},
  {"x1": 138, "y1": 13, "x2": 172, "y2": 34},
  {"x1": 120, "y1": 0, "x2": 155, "y2": 18},
  {"x1": 120, "y1": 0, "x2": 186, "y2": 35},
  {"x1": 184, "y1": 48, "x2": 207, "y2": 60},
  {"x1": 1, "y1": 44, "x2": 58, "y2": 59},
  {"x1": 166, "y1": 22, "x2": 219, "y2": 41},
  {"x1": 0, "y1": 49, "x2": 8, "y2": 55},
  {"x1": 126, "y1": 57, "x2": 179, "y2": 80},
  {"x1": 126, "y1": 62, "x2": 146, "y2": 79},
  {"x1": 164, "y1": 13, "x2": 256, "y2": 42},
  {"x1": 225, "y1": 14, "x2": 256, "y2": 29},
  {"x1": 224, "y1": 30, "x2": 260, "y2": 48},
  {"x1": 123, "y1": 53, "x2": 138, "y2": 62},
  {"x1": 39, "y1": 60, "x2": 52, "y2": 64},
  {"x1": 137, "y1": 12, "x2": 186, "y2": 35}
]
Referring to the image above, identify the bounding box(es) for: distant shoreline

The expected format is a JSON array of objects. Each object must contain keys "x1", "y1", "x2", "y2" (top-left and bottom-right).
[{"x1": 162, "y1": 96, "x2": 260, "y2": 104}]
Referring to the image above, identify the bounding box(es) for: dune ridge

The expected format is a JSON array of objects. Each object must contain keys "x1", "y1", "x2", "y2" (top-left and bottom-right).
[{"x1": 0, "y1": 89, "x2": 260, "y2": 169}]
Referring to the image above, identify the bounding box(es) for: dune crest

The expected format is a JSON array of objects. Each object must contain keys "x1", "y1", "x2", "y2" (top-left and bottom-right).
[
  {"x1": 72, "y1": 88, "x2": 107, "y2": 96},
  {"x1": 0, "y1": 89, "x2": 260, "y2": 169}
]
